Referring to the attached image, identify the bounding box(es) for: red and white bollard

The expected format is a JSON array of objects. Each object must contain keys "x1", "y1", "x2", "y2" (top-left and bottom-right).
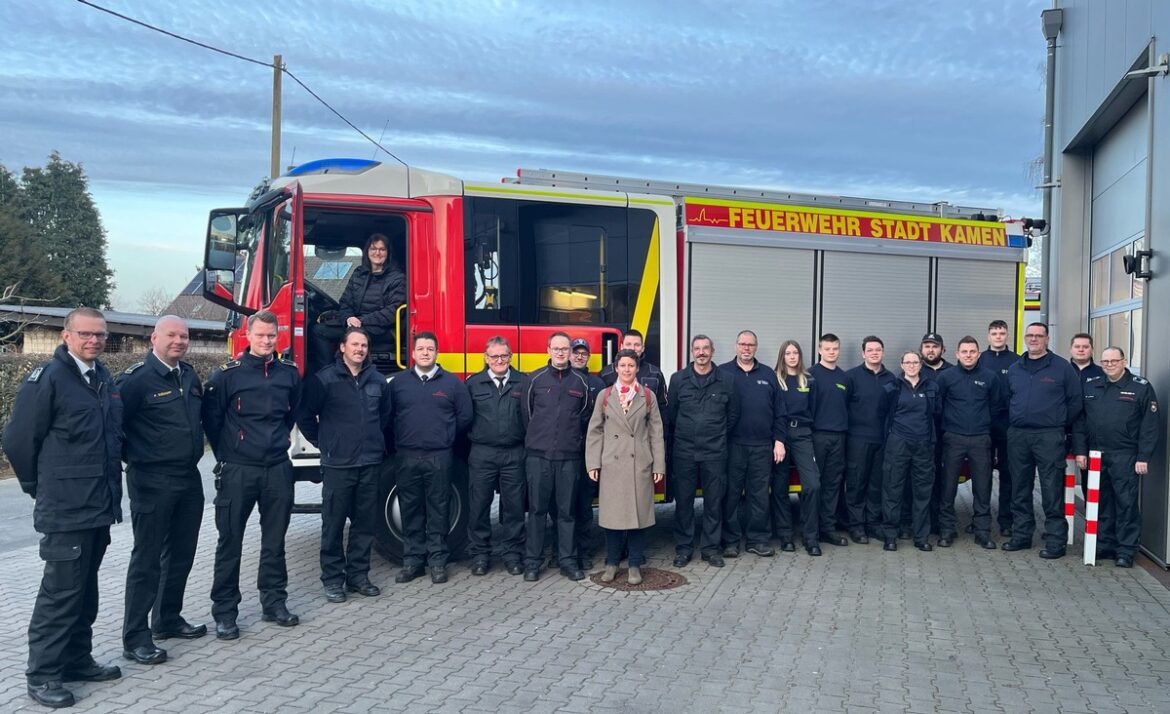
[
  {"x1": 1064, "y1": 454, "x2": 1076, "y2": 546},
  {"x1": 1083, "y1": 450, "x2": 1102, "y2": 566}
]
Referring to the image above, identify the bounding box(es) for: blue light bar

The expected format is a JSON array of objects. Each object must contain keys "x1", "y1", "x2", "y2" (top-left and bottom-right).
[{"x1": 286, "y1": 158, "x2": 381, "y2": 177}]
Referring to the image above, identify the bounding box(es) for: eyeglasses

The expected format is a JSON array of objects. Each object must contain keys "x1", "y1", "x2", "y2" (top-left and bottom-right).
[
  {"x1": 1100, "y1": 359, "x2": 1123, "y2": 365},
  {"x1": 550, "y1": 347, "x2": 570, "y2": 353},
  {"x1": 69, "y1": 330, "x2": 109, "y2": 341},
  {"x1": 901, "y1": 360, "x2": 921, "y2": 365},
  {"x1": 486, "y1": 354, "x2": 511, "y2": 362}
]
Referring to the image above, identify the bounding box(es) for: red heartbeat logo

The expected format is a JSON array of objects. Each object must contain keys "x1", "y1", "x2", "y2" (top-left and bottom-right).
[{"x1": 693, "y1": 208, "x2": 728, "y2": 225}]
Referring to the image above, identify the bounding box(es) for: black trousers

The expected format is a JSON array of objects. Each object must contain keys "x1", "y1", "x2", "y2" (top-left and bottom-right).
[
  {"x1": 940, "y1": 433, "x2": 993, "y2": 539},
  {"x1": 27, "y1": 527, "x2": 110, "y2": 684},
  {"x1": 812, "y1": 431, "x2": 846, "y2": 535},
  {"x1": 525, "y1": 456, "x2": 580, "y2": 570},
  {"x1": 1007, "y1": 427, "x2": 1068, "y2": 549},
  {"x1": 123, "y1": 468, "x2": 203, "y2": 649},
  {"x1": 397, "y1": 450, "x2": 454, "y2": 569},
  {"x1": 605, "y1": 527, "x2": 648, "y2": 567},
  {"x1": 467, "y1": 444, "x2": 526, "y2": 565},
  {"x1": 320, "y1": 464, "x2": 379, "y2": 586},
  {"x1": 845, "y1": 439, "x2": 885, "y2": 533},
  {"x1": 991, "y1": 426, "x2": 1013, "y2": 530},
  {"x1": 573, "y1": 462, "x2": 597, "y2": 562},
  {"x1": 1097, "y1": 449, "x2": 1141, "y2": 558},
  {"x1": 671, "y1": 453, "x2": 726, "y2": 557},
  {"x1": 212, "y1": 461, "x2": 293, "y2": 620},
  {"x1": 723, "y1": 443, "x2": 773, "y2": 549},
  {"x1": 772, "y1": 430, "x2": 821, "y2": 544},
  {"x1": 882, "y1": 434, "x2": 934, "y2": 542}
]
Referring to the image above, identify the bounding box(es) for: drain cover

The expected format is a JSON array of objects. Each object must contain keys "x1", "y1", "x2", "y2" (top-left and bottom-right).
[{"x1": 589, "y1": 567, "x2": 688, "y2": 591}]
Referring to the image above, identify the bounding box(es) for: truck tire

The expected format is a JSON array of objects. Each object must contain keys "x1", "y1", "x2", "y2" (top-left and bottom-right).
[{"x1": 373, "y1": 457, "x2": 471, "y2": 564}]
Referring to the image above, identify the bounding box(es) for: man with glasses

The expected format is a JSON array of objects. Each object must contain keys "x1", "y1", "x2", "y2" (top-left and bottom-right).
[
  {"x1": 523, "y1": 332, "x2": 592, "y2": 581},
  {"x1": 5, "y1": 307, "x2": 124, "y2": 708},
  {"x1": 465, "y1": 337, "x2": 528, "y2": 576},
  {"x1": 1002, "y1": 322, "x2": 1082, "y2": 558},
  {"x1": 1073, "y1": 347, "x2": 1160, "y2": 568},
  {"x1": 720, "y1": 330, "x2": 786, "y2": 558},
  {"x1": 203, "y1": 310, "x2": 302, "y2": 639}
]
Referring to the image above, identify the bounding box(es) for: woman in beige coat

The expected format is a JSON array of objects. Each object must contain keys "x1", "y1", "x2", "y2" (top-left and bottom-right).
[{"x1": 586, "y1": 349, "x2": 666, "y2": 585}]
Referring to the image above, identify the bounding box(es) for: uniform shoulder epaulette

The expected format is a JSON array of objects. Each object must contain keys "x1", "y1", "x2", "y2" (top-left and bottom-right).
[
  {"x1": 280, "y1": 358, "x2": 298, "y2": 368},
  {"x1": 26, "y1": 366, "x2": 45, "y2": 383},
  {"x1": 122, "y1": 361, "x2": 146, "y2": 376},
  {"x1": 1134, "y1": 376, "x2": 1149, "y2": 385},
  {"x1": 220, "y1": 359, "x2": 242, "y2": 370}
]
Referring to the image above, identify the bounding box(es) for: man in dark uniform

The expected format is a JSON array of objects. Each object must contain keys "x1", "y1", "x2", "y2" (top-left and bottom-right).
[
  {"x1": 117, "y1": 316, "x2": 206, "y2": 668},
  {"x1": 390, "y1": 332, "x2": 473, "y2": 585},
  {"x1": 296, "y1": 327, "x2": 392, "y2": 602},
  {"x1": 465, "y1": 337, "x2": 528, "y2": 576},
  {"x1": 668, "y1": 334, "x2": 739, "y2": 567},
  {"x1": 1002, "y1": 322, "x2": 1082, "y2": 558},
  {"x1": 981, "y1": 319, "x2": 1018, "y2": 537},
  {"x1": 936, "y1": 336, "x2": 1003, "y2": 549},
  {"x1": 3, "y1": 307, "x2": 123, "y2": 708},
  {"x1": 569, "y1": 338, "x2": 604, "y2": 570},
  {"x1": 523, "y1": 332, "x2": 592, "y2": 581},
  {"x1": 1069, "y1": 333, "x2": 1105, "y2": 383},
  {"x1": 203, "y1": 310, "x2": 302, "y2": 639},
  {"x1": 918, "y1": 333, "x2": 951, "y2": 539},
  {"x1": 809, "y1": 334, "x2": 850, "y2": 547},
  {"x1": 843, "y1": 336, "x2": 897, "y2": 544},
  {"x1": 720, "y1": 330, "x2": 786, "y2": 558},
  {"x1": 598, "y1": 328, "x2": 667, "y2": 412},
  {"x1": 1073, "y1": 347, "x2": 1160, "y2": 568}
]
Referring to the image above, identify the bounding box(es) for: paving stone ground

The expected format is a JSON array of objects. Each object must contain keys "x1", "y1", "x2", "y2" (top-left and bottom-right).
[{"x1": 2, "y1": 467, "x2": 1170, "y2": 713}]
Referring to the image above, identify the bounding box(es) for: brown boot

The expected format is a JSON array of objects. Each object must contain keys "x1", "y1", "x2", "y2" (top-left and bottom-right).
[{"x1": 627, "y1": 567, "x2": 643, "y2": 585}]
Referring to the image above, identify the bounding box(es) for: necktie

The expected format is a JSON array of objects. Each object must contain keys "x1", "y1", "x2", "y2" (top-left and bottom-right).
[
  {"x1": 420, "y1": 374, "x2": 429, "y2": 383},
  {"x1": 496, "y1": 377, "x2": 506, "y2": 392},
  {"x1": 84, "y1": 368, "x2": 96, "y2": 388},
  {"x1": 171, "y1": 368, "x2": 181, "y2": 383}
]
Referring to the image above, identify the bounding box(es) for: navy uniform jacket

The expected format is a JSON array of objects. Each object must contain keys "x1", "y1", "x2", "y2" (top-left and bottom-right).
[
  {"x1": 920, "y1": 359, "x2": 953, "y2": 381},
  {"x1": 202, "y1": 351, "x2": 301, "y2": 466},
  {"x1": 935, "y1": 364, "x2": 1003, "y2": 436},
  {"x1": 1006, "y1": 351, "x2": 1082, "y2": 430},
  {"x1": 719, "y1": 359, "x2": 787, "y2": 447},
  {"x1": 466, "y1": 369, "x2": 528, "y2": 448},
  {"x1": 1073, "y1": 360, "x2": 1106, "y2": 388},
  {"x1": 116, "y1": 351, "x2": 204, "y2": 475},
  {"x1": 809, "y1": 363, "x2": 849, "y2": 433},
  {"x1": 1073, "y1": 371, "x2": 1160, "y2": 461},
  {"x1": 667, "y1": 364, "x2": 740, "y2": 461},
  {"x1": 524, "y1": 362, "x2": 591, "y2": 459},
  {"x1": 390, "y1": 367, "x2": 472, "y2": 452},
  {"x1": 297, "y1": 359, "x2": 391, "y2": 467},
  {"x1": 980, "y1": 347, "x2": 1018, "y2": 429},
  {"x1": 2, "y1": 344, "x2": 123, "y2": 533},
  {"x1": 884, "y1": 376, "x2": 940, "y2": 444},
  {"x1": 845, "y1": 363, "x2": 898, "y2": 444},
  {"x1": 778, "y1": 373, "x2": 816, "y2": 429}
]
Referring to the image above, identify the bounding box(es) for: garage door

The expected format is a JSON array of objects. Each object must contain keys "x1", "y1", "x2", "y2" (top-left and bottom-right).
[{"x1": 689, "y1": 243, "x2": 815, "y2": 368}]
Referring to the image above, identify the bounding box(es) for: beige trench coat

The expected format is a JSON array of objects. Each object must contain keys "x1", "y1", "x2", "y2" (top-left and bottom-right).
[{"x1": 584, "y1": 385, "x2": 666, "y2": 530}]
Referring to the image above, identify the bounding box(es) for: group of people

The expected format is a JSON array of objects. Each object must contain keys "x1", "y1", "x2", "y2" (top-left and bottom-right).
[{"x1": 2, "y1": 305, "x2": 1160, "y2": 710}]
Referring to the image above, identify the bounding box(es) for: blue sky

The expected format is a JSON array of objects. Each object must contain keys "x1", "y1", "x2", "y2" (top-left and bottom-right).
[{"x1": 2, "y1": 0, "x2": 1049, "y2": 311}]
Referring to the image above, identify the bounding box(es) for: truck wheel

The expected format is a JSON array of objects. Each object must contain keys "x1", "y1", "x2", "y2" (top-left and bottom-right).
[{"x1": 374, "y1": 457, "x2": 471, "y2": 564}]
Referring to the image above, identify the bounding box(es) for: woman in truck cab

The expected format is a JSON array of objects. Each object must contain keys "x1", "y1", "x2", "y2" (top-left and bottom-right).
[{"x1": 315, "y1": 233, "x2": 407, "y2": 370}]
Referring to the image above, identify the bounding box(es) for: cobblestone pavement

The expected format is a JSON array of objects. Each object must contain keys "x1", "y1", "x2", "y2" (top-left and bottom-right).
[{"x1": 3, "y1": 476, "x2": 1170, "y2": 713}]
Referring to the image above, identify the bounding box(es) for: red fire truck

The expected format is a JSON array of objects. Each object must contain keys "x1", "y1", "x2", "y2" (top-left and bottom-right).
[{"x1": 203, "y1": 159, "x2": 1027, "y2": 562}]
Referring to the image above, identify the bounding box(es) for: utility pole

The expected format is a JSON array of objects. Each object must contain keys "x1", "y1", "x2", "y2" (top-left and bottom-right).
[{"x1": 271, "y1": 54, "x2": 283, "y2": 180}]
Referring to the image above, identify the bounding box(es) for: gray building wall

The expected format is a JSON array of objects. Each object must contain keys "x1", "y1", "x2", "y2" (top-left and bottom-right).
[{"x1": 1049, "y1": 0, "x2": 1170, "y2": 562}]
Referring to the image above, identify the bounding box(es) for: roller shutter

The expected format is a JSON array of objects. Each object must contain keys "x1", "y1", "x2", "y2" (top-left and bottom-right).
[
  {"x1": 934, "y1": 259, "x2": 1018, "y2": 351},
  {"x1": 821, "y1": 252, "x2": 929, "y2": 368}
]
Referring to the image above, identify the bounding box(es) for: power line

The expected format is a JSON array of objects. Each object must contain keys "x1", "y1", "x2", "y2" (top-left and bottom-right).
[{"x1": 73, "y1": 0, "x2": 409, "y2": 169}]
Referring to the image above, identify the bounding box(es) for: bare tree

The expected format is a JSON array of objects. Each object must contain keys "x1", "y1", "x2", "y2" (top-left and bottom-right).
[
  {"x1": 137, "y1": 286, "x2": 174, "y2": 316},
  {"x1": 0, "y1": 282, "x2": 60, "y2": 347}
]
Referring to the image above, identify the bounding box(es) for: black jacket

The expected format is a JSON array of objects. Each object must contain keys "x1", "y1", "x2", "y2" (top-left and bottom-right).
[
  {"x1": 297, "y1": 359, "x2": 391, "y2": 467},
  {"x1": 202, "y1": 351, "x2": 301, "y2": 466},
  {"x1": 339, "y1": 265, "x2": 407, "y2": 343},
  {"x1": 390, "y1": 367, "x2": 472, "y2": 452},
  {"x1": 1073, "y1": 371, "x2": 1160, "y2": 461},
  {"x1": 115, "y1": 351, "x2": 204, "y2": 475},
  {"x1": 921, "y1": 359, "x2": 952, "y2": 381},
  {"x1": 524, "y1": 362, "x2": 591, "y2": 459},
  {"x1": 778, "y1": 373, "x2": 816, "y2": 430},
  {"x1": 935, "y1": 364, "x2": 1003, "y2": 436},
  {"x1": 2, "y1": 345, "x2": 123, "y2": 533},
  {"x1": 667, "y1": 364, "x2": 739, "y2": 461},
  {"x1": 845, "y1": 363, "x2": 898, "y2": 444},
  {"x1": 1073, "y1": 360, "x2": 1106, "y2": 388},
  {"x1": 720, "y1": 359, "x2": 787, "y2": 446},
  {"x1": 466, "y1": 369, "x2": 528, "y2": 448},
  {"x1": 884, "y1": 376, "x2": 940, "y2": 444},
  {"x1": 809, "y1": 363, "x2": 849, "y2": 433},
  {"x1": 1006, "y1": 351, "x2": 1082, "y2": 430},
  {"x1": 980, "y1": 347, "x2": 1018, "y2": 426}
]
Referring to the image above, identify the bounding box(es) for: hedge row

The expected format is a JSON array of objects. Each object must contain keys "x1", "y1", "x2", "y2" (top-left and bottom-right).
[{"x1": 0, "y1": 352, "x2": 230, "y2": 471}]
